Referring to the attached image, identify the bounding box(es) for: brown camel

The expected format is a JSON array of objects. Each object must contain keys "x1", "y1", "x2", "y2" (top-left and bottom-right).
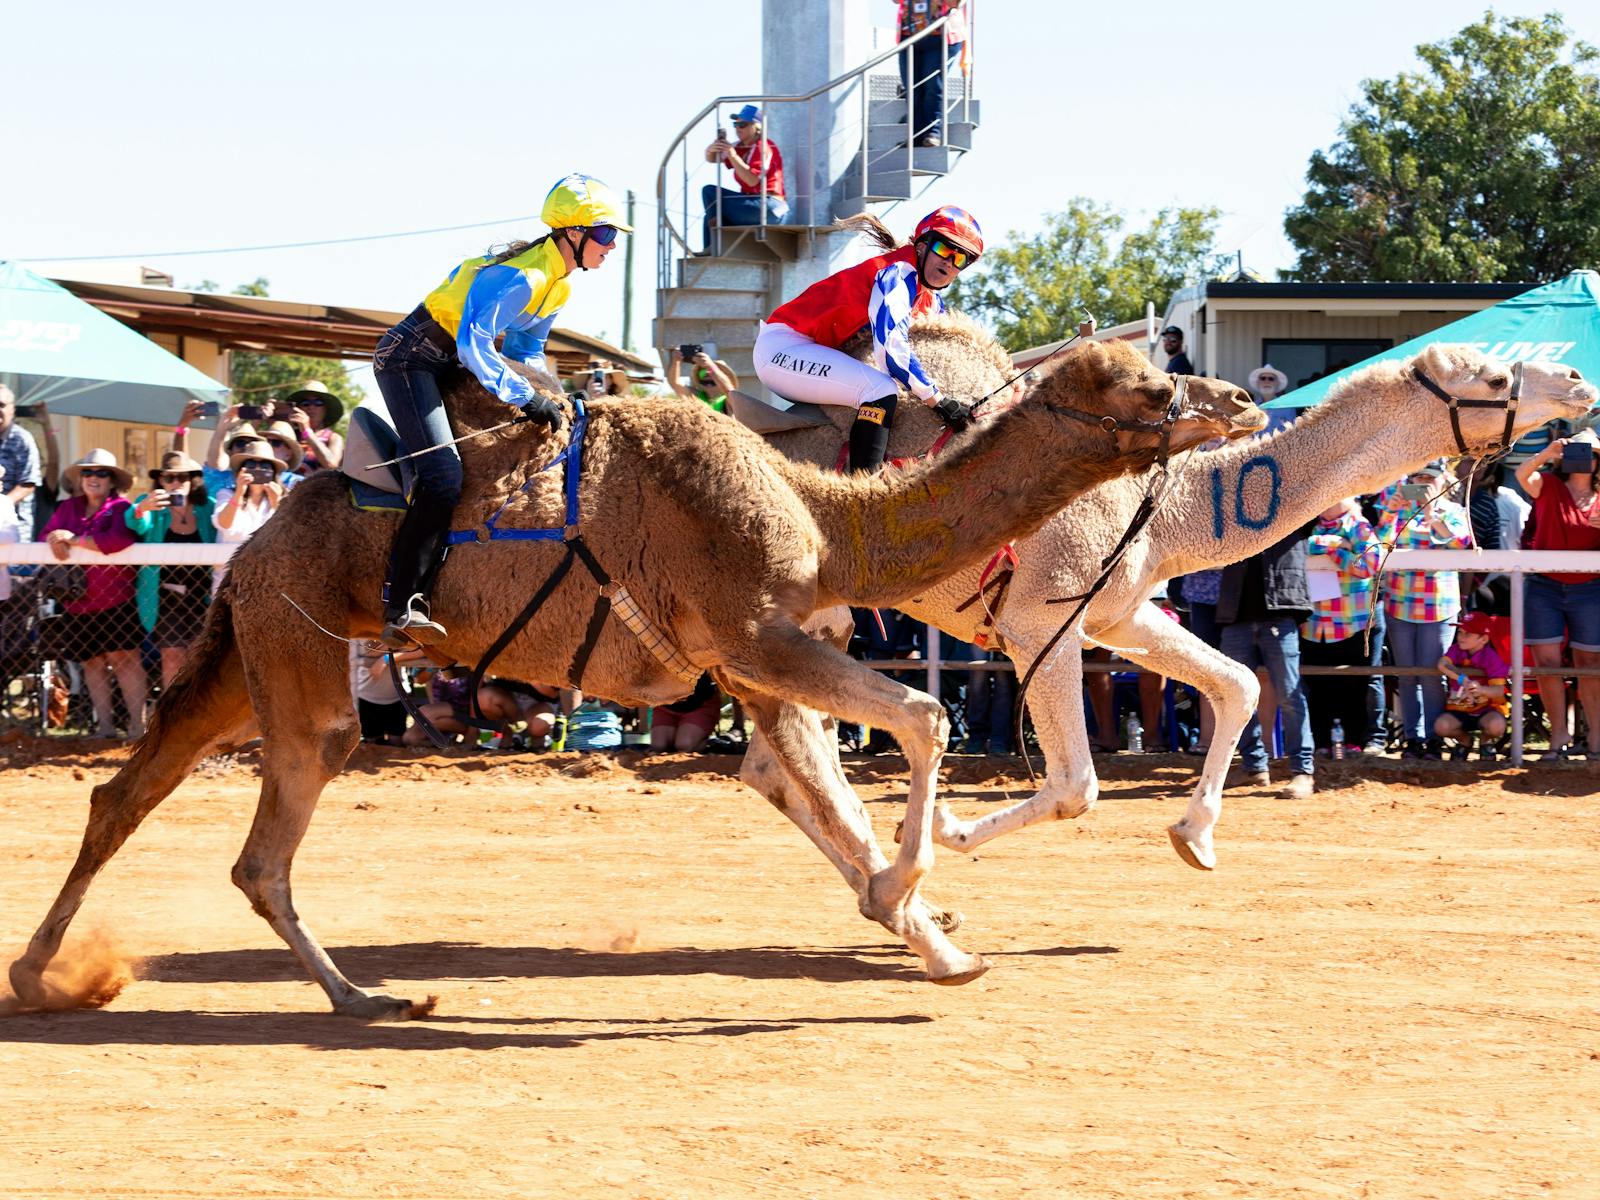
[{"x1": 9, "y1": 338, "x2": 1260, "y2": 1018}]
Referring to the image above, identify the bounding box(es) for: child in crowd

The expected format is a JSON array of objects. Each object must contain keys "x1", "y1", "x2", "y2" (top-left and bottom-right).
[{"x1": 1433, "y1": 610, "x2": 1510, "y2": 760}]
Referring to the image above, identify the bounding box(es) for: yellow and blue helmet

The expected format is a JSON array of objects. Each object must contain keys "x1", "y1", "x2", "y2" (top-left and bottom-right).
[{"x1": 542, "y1": 174, "x2": 634, "y2": 233}]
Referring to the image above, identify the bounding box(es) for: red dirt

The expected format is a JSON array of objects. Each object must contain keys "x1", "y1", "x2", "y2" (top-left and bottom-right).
[{"x1": 2, "y1": 742, "x2": 1597, "y2": 1197}]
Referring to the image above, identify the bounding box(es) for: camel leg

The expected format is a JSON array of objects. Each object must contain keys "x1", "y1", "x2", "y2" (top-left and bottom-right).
[
  {"x1": 1089, "y1": 607, "x2": 1259, "y2": 871},
  {"x1": 8, "y1": 605, "x2": 257, "y2": 1008},
  {"x1": 228, "y1": 645, "x2": 425, "y2": 1020},
  {"x1": 930, "y1": 631, "x2": 1101, "y2": 852},
  {"x1": 725, "y1": 623, "x2": 988, "y2": 984}
]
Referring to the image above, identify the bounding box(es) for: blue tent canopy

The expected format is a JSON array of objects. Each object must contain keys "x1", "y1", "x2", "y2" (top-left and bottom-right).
[
  {"x1": 0, "y1": 259, "x2": 227, "y2": 423},
  {"x1": 1266, "y1": 270, "x2": 1600, "y2": 412}
]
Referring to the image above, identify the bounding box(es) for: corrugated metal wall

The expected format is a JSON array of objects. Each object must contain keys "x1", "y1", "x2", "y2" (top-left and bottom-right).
[{"x1": 1206, "y1": 308, "x2": 1481, "y2": 389}]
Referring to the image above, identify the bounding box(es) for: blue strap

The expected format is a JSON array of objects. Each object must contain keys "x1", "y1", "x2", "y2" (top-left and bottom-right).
[{"x1": 446, "y1": 395, "x2": 588, "y2": 545}]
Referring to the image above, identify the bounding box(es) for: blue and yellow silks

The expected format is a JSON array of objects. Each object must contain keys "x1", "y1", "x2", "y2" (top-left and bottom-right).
[{"x1": 422, "y1": 238, "x2": 570, "y2": 407}]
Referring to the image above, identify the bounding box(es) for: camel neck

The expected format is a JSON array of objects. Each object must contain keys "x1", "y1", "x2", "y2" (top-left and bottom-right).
[
  {"x1": 801, "y1": 401, "x2": 1138, "y2": 608},
  {"x1": 1158, "y1": 384, "x2": 1451, "y2": 568}
]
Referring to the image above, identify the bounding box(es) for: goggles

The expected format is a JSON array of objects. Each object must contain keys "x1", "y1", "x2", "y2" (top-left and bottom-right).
[
  {"x1": 587, "y1": 224, "x2": 621, "y2": 247},
  {"x1": 927, "y1": 238, "x2": 975, "y2": 270}
]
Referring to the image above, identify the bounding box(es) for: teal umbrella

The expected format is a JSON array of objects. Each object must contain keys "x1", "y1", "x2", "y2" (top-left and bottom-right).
[
  {"x1": 1265, "y1": 269, "x2": 1600, "y2": 415},
  {"x1": 0, "y1": 259, "x2": 227, "y2": 422}
]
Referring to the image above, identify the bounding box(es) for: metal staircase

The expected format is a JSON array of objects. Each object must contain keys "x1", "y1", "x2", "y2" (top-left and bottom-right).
[{"x1": 653, "y1": 15, "x2": 979, "y2": 388}]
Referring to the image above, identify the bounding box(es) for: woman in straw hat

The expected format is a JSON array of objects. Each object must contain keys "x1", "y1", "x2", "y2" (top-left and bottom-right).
[
  {"x1": 40, "y1": 448, "x2": 149, "y2": 738},
  {"x1": 280, "y1": 381, "x2": 345, "y2": 473},
  {"x1": 214, "y1": 439, "x2": 289, "y2": 545},
  {"x1": 372, "y1": 172, "x2": 630, "y2": 648},
  {"x1": 127, "y1": 450, "x2": 217, "y2": 687}
]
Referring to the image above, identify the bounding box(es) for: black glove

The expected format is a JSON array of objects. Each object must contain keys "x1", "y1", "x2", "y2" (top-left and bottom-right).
[
  {"x1": 931, "y1": 394, "x2": 974, "y2": 432},
  {"x1": 519, "y1": 395, "x2": 566, "y2": 432}
]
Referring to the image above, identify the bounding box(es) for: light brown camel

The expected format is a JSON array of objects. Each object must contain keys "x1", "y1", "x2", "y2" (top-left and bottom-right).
[
  {"x1": 8, "y1": 338, "x2": 1262, "y2": 1018},
  {"x1": 749, "y1": 346, "x2": 1595, "y2": 905}
]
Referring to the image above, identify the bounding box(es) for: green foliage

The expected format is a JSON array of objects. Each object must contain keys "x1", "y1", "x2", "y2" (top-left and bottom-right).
[
  {"x1": 1285, "y1": 12, "x2": 1600, "y2": 282},
  {"x1": 221, "y1": 278, "x2": 363, "y2": 430},
  {"x1": 948, "y1": 201, "x2": 1225, "y2": 348}
]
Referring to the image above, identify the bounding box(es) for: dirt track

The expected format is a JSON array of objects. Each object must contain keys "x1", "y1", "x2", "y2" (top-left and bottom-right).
[{"x1": 2, "y1": 740, "x2": 1598, "y2": 1199}]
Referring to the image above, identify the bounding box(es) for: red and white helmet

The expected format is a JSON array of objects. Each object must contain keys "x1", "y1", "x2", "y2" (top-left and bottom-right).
[{"x1": 914, "y1": 206, "x2": 984, "y2": 258}]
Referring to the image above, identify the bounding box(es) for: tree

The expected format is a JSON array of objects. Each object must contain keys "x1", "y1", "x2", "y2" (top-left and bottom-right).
[
  {"x1": 1285, "y1": 12, "x2": 1600, "y2": 282},
  {"x1": 222, "y1": 278, "x2": 365, "y2": 429},
  {"x1": 948, "y1": 201, "x2": 1224, "y2": 349}
]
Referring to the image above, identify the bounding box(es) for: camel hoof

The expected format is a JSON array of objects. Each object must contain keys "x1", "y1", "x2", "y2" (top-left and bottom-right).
[
  {"x1": 1167, "y1": 824, "x2": 1215, "y2": 871},
  {"x1": 335, "y1": 992, "x2": 439, "y2": 1022},
  {"x1": 7, "y1": 958, "x2": 49, "y2": 1010},
  {"x1": 893, "y1": 819, "x2": 903, "y2": 845},
  {"x1": 928, "y1": 955, "x2": 991, "y2": 986}
]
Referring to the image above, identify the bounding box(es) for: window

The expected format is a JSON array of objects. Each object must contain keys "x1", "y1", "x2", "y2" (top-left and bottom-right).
[{"x1": 1263, "y1": 339, "x2": 1392, "y2": 393}]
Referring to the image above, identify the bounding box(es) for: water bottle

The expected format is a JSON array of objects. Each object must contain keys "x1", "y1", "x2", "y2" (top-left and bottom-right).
[
  {"x1": 1126, "y1": 713, "x2": 1143, "y2": 753},
  {"x1": 1330, "y1": 719, "x2": 1346, "y2": 760}
]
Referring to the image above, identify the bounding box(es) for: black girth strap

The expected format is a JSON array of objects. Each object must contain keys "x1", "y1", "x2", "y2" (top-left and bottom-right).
[{"x1": 462, "y1": 533, "x2": 613, "y2": 725}]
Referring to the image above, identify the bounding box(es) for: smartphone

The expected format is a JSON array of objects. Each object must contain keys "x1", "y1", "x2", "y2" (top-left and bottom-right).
[
  {"x1": 1398, "y1": 483, "x2": 1432, "y2": 501},
  {"x1": 169, "y1": 493, "x2": 186, "y2": 508},
  {"x1": 238, "y1": 403, "x2": 267, "y2": 422},
  {"x1": 717, "y1": 126, "x2": 727, "y2": 141},
  {"x1": 1561, "y1": 442, "x2": 1595, "y2": 474},
  {"x1": 200, "y1": 399, "x2": 221, "y2": 419},
  {"x1": 592, "y1": 369, "x2": 605, "y2": 387}
]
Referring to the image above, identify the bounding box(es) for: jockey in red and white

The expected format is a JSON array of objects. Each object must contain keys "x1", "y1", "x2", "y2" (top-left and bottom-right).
[{"x1": 754, "y1": 205, "x2": 984, "y2": 472}]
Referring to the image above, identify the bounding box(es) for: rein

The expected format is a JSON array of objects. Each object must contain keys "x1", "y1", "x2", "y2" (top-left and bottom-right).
[{"x1": 1009, "y1": 378, "x2": 1191, "y2": 780}]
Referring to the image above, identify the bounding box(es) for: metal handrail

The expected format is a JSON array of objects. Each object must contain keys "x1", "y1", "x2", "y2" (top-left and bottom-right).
[{"x1": 654, "y1": 12, "x2": 966, "y2": 288}]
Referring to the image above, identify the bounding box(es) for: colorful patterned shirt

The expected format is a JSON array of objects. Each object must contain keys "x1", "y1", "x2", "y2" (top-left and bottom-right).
[
  {"x1": 1300, "y1": 511, "x2": 1381, "y2": 642},
  {"x1": 1374, "y1": 489, "x2": 1473, "y2": 623}
]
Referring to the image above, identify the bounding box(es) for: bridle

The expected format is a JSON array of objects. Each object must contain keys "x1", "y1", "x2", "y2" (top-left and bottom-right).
[
  {"x1": 1011, "y1": 374, "x2": 1195, "y2": 778},
  {"x1": 1411, "y1": 360, "x2": 1525, "y2": 457}
]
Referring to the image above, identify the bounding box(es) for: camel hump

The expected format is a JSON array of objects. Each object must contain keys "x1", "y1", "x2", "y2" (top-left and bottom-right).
[{"x1": 725, "y1": 388, "x2": 836, "y2": 435}]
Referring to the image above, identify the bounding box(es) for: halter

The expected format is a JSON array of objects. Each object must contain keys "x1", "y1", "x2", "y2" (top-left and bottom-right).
[
  {"x1": 1052, "y1": 375, "x2": 1189, "y2": 471},
  {"x1": 1411, "y1": 360, "x2": 1525, "y2": 456}
]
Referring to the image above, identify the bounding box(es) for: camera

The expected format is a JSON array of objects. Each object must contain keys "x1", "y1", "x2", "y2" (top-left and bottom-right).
[
  {"x1": 1398, "y1": 483, "x2": 1432, "y2": 502},
  {"x1": 1561, "y1": 441, "x2": 1595, "y2": 475},
  {"x1": 169, "y1": 493, "x2": 186, "y2": 508},
  {"x1": 238, "y1": 403, "x2": 267, "y2": 422},
  {"x1": 200, "y1": 399, "x2": 221, "y2": 419},
  {"x1": 244, "y1": 464, "x2": 276, "y2": 485},
  {"x1": 679, "y1": 344, "x2": 703, "y2": 360}
]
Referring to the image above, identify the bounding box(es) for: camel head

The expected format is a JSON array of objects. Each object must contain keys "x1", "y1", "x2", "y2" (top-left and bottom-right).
[
  {"x1": 1029, "y1": 340, "x2": 1267, "y2": 462},
  {"x1": 1364, "y1": 344, "x2": 1597, "y2": 455}
]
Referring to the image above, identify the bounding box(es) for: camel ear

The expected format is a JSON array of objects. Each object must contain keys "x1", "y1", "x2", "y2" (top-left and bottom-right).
[{"x1": 1415, "y1": 343, "x2": 1458, "y2": 382}]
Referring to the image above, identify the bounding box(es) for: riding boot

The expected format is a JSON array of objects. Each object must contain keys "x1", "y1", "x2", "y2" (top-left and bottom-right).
[
  {"x1": 848, "y1": 393, "x2": 898, "y2": 473},
  {"x1": 381, "y1": 502, "x2": 452, "y2": 648}
]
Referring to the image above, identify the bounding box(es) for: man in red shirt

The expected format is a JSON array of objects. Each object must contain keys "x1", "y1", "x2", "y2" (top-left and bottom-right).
[{"x1": 700, "y1": 104, "x2": 788, "y2": 254}]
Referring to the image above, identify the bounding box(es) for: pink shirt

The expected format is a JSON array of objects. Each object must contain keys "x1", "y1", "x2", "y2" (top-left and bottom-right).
[{"x1": 41, "y1": 494, "x2": 137, "y2": 613}]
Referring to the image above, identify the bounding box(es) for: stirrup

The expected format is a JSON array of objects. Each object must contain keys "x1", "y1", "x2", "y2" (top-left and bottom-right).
[{"x1": 380, "y1": 596, "x2": 448, "y2": 648}]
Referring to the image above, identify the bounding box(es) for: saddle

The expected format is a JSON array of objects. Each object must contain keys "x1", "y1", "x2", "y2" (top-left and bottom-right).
[
  {"x1": 341, "y1": 405, "x2": 415, "y2": 511},
  {"x1": 724, "y1": 388, "x2": 836, "y2": 435}
]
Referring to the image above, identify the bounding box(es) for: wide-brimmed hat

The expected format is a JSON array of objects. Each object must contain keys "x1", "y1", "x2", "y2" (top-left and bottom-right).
[
  {"x1": 224, "y1": 421, "x2": 262, "y2": 450},
  {"x1": 64, "y1": 448, "x2": 133, "y2": 492},
  {"x1": 227, "y1": 439, "x2": 289, "y2": 475},
  {"x1": 257, "y1": 419, "x2": 307, "y2": 471},
  {"x1": 1248, "y1": 363, "x2": 1290, "y2": 394},
  {"x1": 148, "y1": 451, "x2": 205, "y2": 481},
  {"x1": 572, "y1": 362, "x2": 630, "y2": 393},
  {"x1": 284, "y1": 380, "x2": 344, "y2": 427}
]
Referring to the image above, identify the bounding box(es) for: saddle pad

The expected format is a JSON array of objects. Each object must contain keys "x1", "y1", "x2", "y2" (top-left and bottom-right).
[{"x1": 346, "y1": 478, "x2": 407, "y2": 512}]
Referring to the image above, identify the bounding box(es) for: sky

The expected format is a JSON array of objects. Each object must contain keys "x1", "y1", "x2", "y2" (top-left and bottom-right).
[{"x1": 6, "y1": 0, "x2": 1597, "y2": 396}]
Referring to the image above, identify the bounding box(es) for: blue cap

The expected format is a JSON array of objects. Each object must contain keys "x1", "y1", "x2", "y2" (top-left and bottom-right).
[{"x1": 730, "y1": 104, "x2": 763, "y2": 125}]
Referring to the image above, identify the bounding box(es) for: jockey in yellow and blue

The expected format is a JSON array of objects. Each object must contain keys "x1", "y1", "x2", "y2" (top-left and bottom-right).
[{"x1": 372, "y1": 173, "x2": 631, "y2": 648}]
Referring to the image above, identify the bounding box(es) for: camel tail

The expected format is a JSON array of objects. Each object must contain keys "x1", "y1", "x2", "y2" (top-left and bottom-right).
[{"x1": 8, "y1": 577, "x2": 258, "y2": 1009}]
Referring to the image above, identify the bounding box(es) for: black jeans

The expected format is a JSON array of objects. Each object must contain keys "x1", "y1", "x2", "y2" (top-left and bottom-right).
[{"x1": 372, "y1": 305, "x2": 462, "y2": 612}]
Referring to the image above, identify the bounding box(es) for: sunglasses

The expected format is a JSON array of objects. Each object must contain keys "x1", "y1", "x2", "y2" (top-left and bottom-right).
[
  {"x1": 587, "y1": 225, "x2": 621, "y2": 247},
  {"x1": 732, "y1": 120, "x2": 753, "y2": 128},
  {"x1": 298, "y1": 398, "x2": 325, "y2": 408},
  {"x1": 927, "y1": 238, "x2": 975, "y2": 270},
  {"x1": 266, "y1": 438, "x2": 296, "y2": 451},
  {"x1": 79, "y1": 468, "x2": 115, "y2": 479},
  {"x1": 159, "y1": 472, "x2": 197, "y2": 484},
  {"x1": 241, "y1": 459, "x2": 278, "y2": 472}
]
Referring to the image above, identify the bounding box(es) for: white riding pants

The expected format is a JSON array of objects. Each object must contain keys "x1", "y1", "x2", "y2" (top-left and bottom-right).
[{"x1": 753, "y1": 322, "x2": 897, "y2": 409}]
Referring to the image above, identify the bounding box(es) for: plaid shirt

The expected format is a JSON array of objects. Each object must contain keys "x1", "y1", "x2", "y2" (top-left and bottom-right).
[
  {"x1": 1301, "y1": 512, "x2": 1382, "y2": 642},
  {"x1": 1375, "y1": 491, "x2": 1473, "y2": 622}
]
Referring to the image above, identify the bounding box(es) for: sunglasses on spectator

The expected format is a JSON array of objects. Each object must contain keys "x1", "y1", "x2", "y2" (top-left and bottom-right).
[
  {"x1": 587, "y1": 225, "x2": 620, "y2": 247},
  {"x1": 159, "y1": 472, "x2": 197, "y2": 484},
  {"x1": 927, "y1": 238, "x2": 975, "y2": 270},
  {"x1": 298, "y1": 398, "x2": 325, "y2": 408},
  {"x1": 80, "y1": 468, "x2": 115, "y2": 479},
  {"x1": 241, "y1": 459, "x2": 278, "y2": 472},
  {"x1": 732, "y1": 120, "x2": 753, "y2": 129},
  {"x1": 266, "y1": 437, "x2": 296, "y2": 452}
]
